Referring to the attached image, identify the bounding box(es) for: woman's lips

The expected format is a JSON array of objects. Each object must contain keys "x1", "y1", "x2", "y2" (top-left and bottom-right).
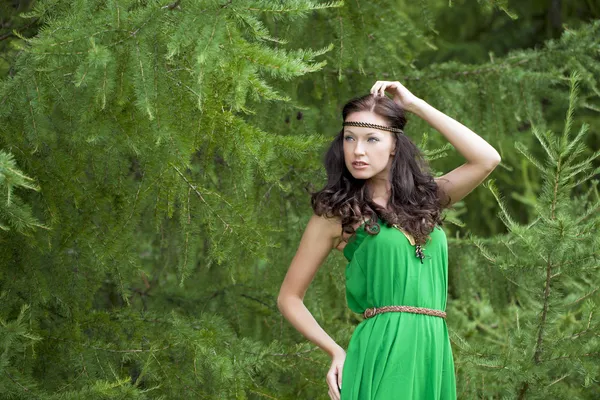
[{"x1": 352, "y1": 162, "x2": 369, "y2": 169}]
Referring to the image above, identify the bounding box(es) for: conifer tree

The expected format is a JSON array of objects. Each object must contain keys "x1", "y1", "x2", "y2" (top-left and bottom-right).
[
  {"x1": 0, "y1": 0, "x2": 598, "y2": 398},
  {"x1": 448, "y1": 73, "x2": 600, "y2": 398},
  {"x1": 0, "y1": 1, "x2": 342, "y2": 397}
]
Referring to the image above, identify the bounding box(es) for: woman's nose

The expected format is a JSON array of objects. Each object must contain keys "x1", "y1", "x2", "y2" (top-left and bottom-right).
[{"x1": 354, "y1": 141, "x2": 365, "y2": 155}]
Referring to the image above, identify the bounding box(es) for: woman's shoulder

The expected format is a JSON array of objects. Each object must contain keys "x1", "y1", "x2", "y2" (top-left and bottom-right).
[
  {"x1": 306, "y1": 212, "x2": 341, "y2": 237},
  {"x1": 303, "y1": 213, "x2": 345, "y2": 252},
  {"x1": 309, "y1": 212, "x2": 342, "y2": 229},
  {"x1": 307, "y1": 213, "x2": 365, "y2": 251},
  {"x1": 333, "y1": 216, "x2": 370, "y2": 252}
]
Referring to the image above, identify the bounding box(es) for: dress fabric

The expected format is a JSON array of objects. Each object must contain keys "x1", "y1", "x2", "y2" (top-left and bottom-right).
[{"x1": 341, "y1": 216, "x2": 457, "y2": 400}]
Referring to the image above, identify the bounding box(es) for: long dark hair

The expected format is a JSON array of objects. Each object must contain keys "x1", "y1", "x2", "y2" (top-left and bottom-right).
[{"x1": 310, "y1": 93, "x2": 451, "y2": 245}]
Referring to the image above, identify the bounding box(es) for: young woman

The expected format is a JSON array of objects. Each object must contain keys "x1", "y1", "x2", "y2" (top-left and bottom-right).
[{"x1": 277, "y1": 80, "x2": 501, "y2": 400}]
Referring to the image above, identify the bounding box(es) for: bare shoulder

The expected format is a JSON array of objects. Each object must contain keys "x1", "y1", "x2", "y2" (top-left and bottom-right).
[
  {"x1": 335, "y1": 218, "x2": 367, "y2": 251},
  {"x1": 306, "y1": 213, "x2": 343, "y2": 247},
  {"x1": 277, "y1": 213, "x2": 343, "y2": 301},
  {"x1": 301, "y1": 213, "x2": 364, "y2": 252}
]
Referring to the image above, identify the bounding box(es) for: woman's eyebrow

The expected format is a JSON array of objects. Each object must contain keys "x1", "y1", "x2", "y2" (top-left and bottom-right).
[{"x1": 344, "y1": 130, "x2": 380, "y2": 136}]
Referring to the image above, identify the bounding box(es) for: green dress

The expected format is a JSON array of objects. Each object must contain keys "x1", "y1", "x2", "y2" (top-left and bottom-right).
[{"x1": 341, "y1": 216, "x2": 457, "y2": 399}]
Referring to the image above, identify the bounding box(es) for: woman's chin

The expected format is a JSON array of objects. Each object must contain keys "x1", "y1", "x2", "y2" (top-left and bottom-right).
[{"x1": 350, "y1": 171, "x2": 372, "y2": 179}]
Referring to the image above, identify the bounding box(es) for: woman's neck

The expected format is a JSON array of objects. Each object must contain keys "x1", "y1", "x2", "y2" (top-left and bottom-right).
[{"x1": 367, "y1": 178, "x2": 392, "y2": 209}]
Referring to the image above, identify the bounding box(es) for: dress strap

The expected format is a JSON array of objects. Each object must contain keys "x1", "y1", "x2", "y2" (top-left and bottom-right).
[{"x1": 392, "y1": 224, "x2": 416, "y2": 245}]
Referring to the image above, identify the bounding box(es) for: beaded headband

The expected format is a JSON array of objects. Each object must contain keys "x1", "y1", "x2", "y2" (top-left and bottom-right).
[{"x1": 342, "y1": 121, "x2": 404, "y2": 134}]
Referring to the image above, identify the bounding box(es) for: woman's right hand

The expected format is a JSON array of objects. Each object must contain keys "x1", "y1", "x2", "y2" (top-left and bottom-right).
[{"x1": 327, "y1": 349, "x2": 346, "y2": 400}]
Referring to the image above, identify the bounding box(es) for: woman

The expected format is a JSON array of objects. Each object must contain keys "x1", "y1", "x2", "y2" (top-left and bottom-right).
[{"x1": 277, "y1": 80, "x2": 501, "y2": 400}]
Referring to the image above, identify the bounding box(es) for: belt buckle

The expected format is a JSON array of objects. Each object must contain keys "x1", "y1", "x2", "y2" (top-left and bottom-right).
[{"x1": 363, "y1": 307, "x2": 377, "y2": 319}]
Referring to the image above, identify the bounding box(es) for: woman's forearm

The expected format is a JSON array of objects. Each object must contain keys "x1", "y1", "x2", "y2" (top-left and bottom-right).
[
  {"x1": 277, "y1": 296, "x2": 345, "y2": 358},
  {"x1": 408, "y1": 98, "x2": 501, "y2": 167}
]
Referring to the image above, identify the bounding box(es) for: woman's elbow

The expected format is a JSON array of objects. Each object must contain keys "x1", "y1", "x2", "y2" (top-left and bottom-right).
[
  {"x1": 277, "y1": 291, "x2": 300, "y2": 312},
  {"x1": 276, "y1": 294, "x2": 285, "y2": 311},
  {"x1": 277, "y1": 292, "x2": 290, "y2": 310}
]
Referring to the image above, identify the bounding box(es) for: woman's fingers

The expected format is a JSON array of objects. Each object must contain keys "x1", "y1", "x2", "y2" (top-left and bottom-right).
[
  {"x1": 370, "y1": 81, "x2": 381, "y2": 95},
  {"x1": 372, "y1": 80, "x2": 410, "y2": 96},
  {"x1": 327, "y1": 349, "x2": 345, "y2": 399},
  {"x1": 327, "y1": 370, "x2": 341, "y2": 400},
  {"x1": 379, "y1": 82, "x2": 387, "y2": 97},
  {"x1": 372, "y1": 81, "x2": 388, "y2": 95},
  {"x1": 370, "y1": 81, "x2": 393, "y2": 97},
  {"x1": 331, "y1": 386, "x2": 340, "y2": 400},
  {"x1": 328, "y1": 385, "x2": 339, "y2": 400}
]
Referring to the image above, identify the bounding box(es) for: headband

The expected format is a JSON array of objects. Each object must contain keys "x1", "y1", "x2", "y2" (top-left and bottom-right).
[{"x1": 342, "y1": 121, "x2": 404, "y2": 134}]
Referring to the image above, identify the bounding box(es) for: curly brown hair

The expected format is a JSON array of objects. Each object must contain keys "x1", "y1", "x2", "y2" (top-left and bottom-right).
[{"x1": 310, "y1": 93, "x2": 451, "y2": 245}]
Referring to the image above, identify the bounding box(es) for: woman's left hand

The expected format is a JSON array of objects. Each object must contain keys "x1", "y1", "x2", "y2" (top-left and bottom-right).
[{"x1": 370, "y1": 80, "x2": 420, "y2": 112}]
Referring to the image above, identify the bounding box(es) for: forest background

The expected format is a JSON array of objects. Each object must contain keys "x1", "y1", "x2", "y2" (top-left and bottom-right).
[{"x1": 0, "y1": 0, "x2": 599, "y2": 399}]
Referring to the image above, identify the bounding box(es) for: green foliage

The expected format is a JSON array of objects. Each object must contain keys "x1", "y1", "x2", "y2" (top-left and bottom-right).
[
  {"x1": 0, "y1": 150, "x2": 45, "y2": 233},
  {"x1": 449, "y1": 73, "x2": 600, "y2": 398},
  {"x1": 0, "y1": 0, "x2": 598, "y2": 398}
]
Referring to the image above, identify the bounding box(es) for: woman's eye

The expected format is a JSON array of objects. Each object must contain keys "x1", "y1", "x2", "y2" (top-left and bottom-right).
[{"x1": 344, "y1": 136, "x2": 379, "y2": 142}]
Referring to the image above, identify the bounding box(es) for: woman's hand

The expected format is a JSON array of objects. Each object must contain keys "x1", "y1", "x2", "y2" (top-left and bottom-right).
[
  {"x1": 370, "y1": 80, "x2": 421, "y2": 112},
  {"x1": 327, "y1": 349, "x2": 346, "y2": 400}
]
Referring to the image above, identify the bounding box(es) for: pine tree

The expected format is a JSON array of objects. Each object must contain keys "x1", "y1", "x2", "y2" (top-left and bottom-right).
[
  {"x1": 0, "y1": 1, "x2": 341, "y2": 397},
  {"x1": 0, "y1": 0, "x2": 599, "y2": 398},
  {"x1": 449, "y1": 73, "x2": 600, "y2": 398}
]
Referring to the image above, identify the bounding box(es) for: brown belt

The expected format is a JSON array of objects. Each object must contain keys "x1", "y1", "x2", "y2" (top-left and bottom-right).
[{"x1": 363, "y1": 305, "x2": 446, "y2": 319}]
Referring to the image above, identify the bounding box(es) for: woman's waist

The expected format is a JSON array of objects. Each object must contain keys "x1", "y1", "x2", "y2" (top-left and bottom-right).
[{"x1": 360, "y1": 304, "x2": 447, "y2": 320}]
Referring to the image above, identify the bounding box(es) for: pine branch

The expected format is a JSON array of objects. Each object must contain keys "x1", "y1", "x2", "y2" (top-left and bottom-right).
[
  {"x1": 46, "y1": 335, "x2": 172, "y2": 353},
  {"x1": 171, "y1": 164, "x2": 235, "y2": 232},
  {"x1": 541, "y1": 352, "x2": 600, "y2": 363},
  {"x1": 533, "y1": 73, "x2": 581, "y2": 366},
  {"x1": 565, "y1": 287, "x2": 600, "y2": 307},
  {"x1": 533, "y1": 258, "x2": 554, "y2": 364},
  {"x1": 3, "y1": 371, "x2": 39, "y2": 398}
]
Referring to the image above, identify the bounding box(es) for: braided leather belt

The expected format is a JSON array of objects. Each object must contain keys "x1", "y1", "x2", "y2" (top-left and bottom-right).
[{"x1": 363, "y1": 305, "x2": 446, "y2": 319}]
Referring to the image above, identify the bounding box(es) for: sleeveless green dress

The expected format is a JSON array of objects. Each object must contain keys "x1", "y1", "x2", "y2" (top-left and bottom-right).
[{"x1": 341, "y1": 216, "x2": 457, "y2": 399}]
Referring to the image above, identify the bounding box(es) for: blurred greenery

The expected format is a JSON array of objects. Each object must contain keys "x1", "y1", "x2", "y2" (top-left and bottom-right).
[{"x1": 0, "y1": 0, "x2": 598, "y2": 398}]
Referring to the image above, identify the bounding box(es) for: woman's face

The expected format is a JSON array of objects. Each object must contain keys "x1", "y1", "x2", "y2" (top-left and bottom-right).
[{"x1": 343, "y1": 111, "x2": 396, "y2": 180}]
